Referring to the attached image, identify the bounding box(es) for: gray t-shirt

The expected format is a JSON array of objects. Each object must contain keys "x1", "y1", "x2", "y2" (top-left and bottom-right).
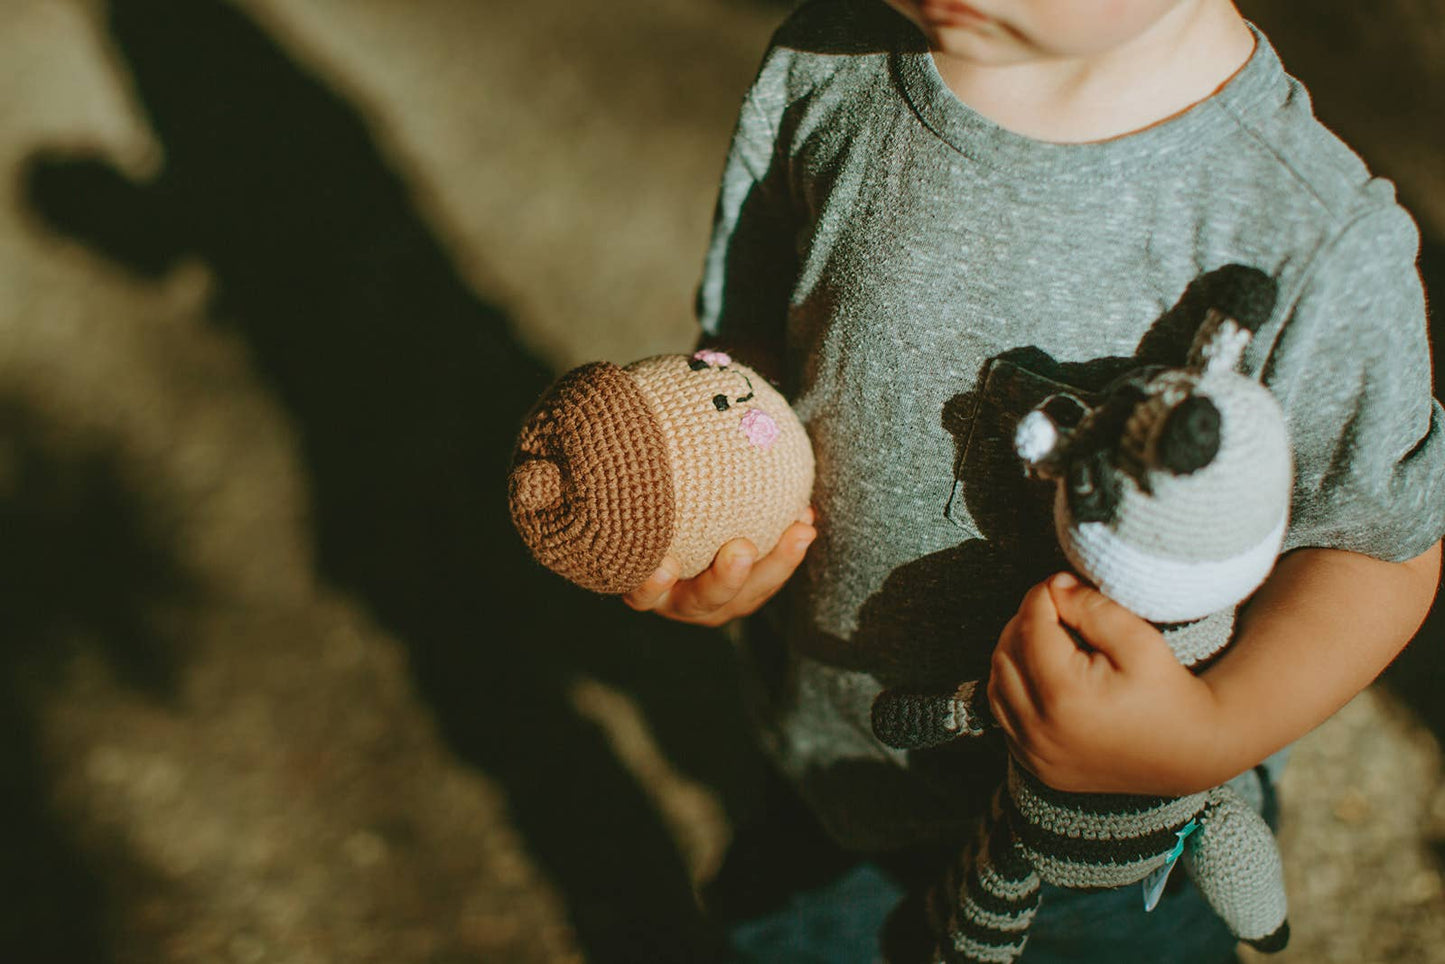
[{"x1": 698, "y1": 0, "x2": 1445, "y2": 851}]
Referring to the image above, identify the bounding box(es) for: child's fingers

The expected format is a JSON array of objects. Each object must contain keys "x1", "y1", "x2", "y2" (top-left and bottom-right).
[
  {"x1": 993, "y1": 615, "x2": 1048, "y2": 716},
  {"x1": 1014, "y1": 578, "x2": 1061, "y2": 624},
  {"x1": 1008, "y1": 580, "x2": 1081, "y2": 686},
  {"x1": 986, "y1": 655, "x2": 1036, "y2": 750},
  {"x1": 1047, "y1": 574, "x2": 1160, "y2": 668},
  {"x1": 666, "y1": 539, "x2": 758, "y2": 619},
  {"x1": 621, "y1": 556, "x2": 680, "y2": 612},
  {"x1": 727, "y1": 522, "x2": 816, "y2": 616},
  {"x1": 624, "y1": 517, "x2": 815, "y2": 625}
]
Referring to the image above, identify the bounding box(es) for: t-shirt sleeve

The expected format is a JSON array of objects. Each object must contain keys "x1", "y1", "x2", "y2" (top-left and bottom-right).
[
  {"x1": 1264, "y1": 203, "x2": 1445, "y2": 561},
  {"x1": 695, "y1": 83, "x2": 798, "y2": 376}
]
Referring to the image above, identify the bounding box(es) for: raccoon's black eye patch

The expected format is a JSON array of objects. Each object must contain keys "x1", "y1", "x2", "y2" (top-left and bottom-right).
[
  {"x1": 1040, "y1": 393, "x2": 1087, "y2": 431},
  {"x1": 713, "y1": 394, "x2": 730, "y2": 411},
  {"x1": 1157, "y1": 396, "x2": 1221, "y2": 474},
  {"x1": 1066, "y1": 449, "x2": 1121, "y2": 524}
]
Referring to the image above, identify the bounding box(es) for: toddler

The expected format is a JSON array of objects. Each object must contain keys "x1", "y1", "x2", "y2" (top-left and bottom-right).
[{"x1": 626, "y1": 1, "x2": 1445, "y2": 961}]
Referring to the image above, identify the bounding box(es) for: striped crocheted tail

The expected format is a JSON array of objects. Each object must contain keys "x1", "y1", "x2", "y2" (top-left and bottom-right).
[
  {"x1": 872, "y1": 680, "x2": 993, "y2": 749},
  {"x1": 932, "y1": 785, "x2": 1041, "y2": 964},
  {"x1": 1182, "y1": 784, "x2": 1290, "y2": 952}
]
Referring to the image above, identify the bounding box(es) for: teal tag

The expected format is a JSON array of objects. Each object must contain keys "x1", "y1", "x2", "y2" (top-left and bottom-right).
[{"x1": 1142, "y1": 820, "x2": 1200, "y2": 912}]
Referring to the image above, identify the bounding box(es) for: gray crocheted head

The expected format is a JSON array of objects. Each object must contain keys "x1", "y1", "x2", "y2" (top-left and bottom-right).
[
  {"x1": 509, "y1": 351, "x2": 814, "y2": 594},
  {"x1": 1015, "y1": 308, "x2": 1291, "y2": 623}
]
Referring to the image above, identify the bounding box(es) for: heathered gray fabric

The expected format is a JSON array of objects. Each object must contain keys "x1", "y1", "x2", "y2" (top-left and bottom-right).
[{"x1": 697, "y1": 0, "x2": 1445, "y2": 851}]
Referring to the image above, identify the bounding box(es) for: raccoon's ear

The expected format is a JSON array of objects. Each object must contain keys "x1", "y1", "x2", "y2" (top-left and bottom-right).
[
  {"x1": 1186, "y1": 266, "x2": 1277, "y2": 373},
  {"x1": 1015, "y1": 393, "x2": 1088, "y2": 477},
  {"x1": 1155, "y1": 395, "x2": 1221, "y2": 475},
  {"x1": 1188, "y1": 310, "x2": 1252, "y2": 375},
  {"x1": 1215, "y1": 264, "x2": 1277, "y2": 334}
]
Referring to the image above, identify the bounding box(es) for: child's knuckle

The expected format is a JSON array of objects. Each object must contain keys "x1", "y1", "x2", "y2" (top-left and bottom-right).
[
  {"x1": 989, "y1": 648, "x2": 1013, "y2": 682},
  {"x1": 1016, "y1": 609, "x2": 1049, "y2": 640},
  {"x1": 1023, "y1": 581, "x2": 1054, "y2": 610}
]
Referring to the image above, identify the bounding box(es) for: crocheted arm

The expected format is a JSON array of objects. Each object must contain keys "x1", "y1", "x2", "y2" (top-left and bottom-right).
[
  {"x1": 871, "y1": 680, "x2": 996, "y2": 749},
  {"x1": 1183, "y1": 783, "x2": 1290, "y2": 952}
]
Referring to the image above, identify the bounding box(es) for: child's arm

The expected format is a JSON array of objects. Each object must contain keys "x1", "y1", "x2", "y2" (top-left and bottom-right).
[
  {"x1": 987, "y1": 541, "x2": 1441, "y2": 796},
  {"x1": 624, "y1": 38, "x2": 808, "y2": 631},
  {"x1": 622, "y1": 508, "x2": 816, "y2": 627}
]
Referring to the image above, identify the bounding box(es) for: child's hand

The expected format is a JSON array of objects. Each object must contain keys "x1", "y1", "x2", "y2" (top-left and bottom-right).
[
  {"x1": 987, "y1": 572, "x2": 1226, "y2": 796},
  {"x1": 622, "y1": 508, "x2": 816, "y2": 628}
]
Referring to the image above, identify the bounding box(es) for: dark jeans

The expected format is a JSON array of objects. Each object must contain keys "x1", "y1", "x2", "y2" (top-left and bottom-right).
[{"x1": 708, "y1": 764, "x2": 1282, "y2": 964}]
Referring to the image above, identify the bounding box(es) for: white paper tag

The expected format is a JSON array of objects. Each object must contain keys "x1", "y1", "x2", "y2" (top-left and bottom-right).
[
  {"x1": 1142, "y1": 857, "x2": 1179, "y2": 912},
  {"x1": 1142, "y1": 819, "x2": 1200, "y2": 912}
]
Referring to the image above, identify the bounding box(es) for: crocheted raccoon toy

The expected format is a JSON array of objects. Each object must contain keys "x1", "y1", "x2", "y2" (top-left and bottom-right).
[
  {"x1": 873, "y1": 298, "x2": 1292, "y2": 963},
  {"x1": 509, "y1": 350, "x2": 814, "y2": 594}
]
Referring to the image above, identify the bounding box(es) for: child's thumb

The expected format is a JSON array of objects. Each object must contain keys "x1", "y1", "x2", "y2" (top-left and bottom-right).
[{"x1": 1047, "y1": 572, "x2": 1159, "y2": 667}]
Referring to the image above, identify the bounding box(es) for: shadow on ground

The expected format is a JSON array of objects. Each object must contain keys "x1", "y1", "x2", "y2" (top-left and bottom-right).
[
  {"x1": 23, "y1": 1, "x2": 757, "y2": 960},
  {"x1": 0, "y1": 400, "x2": 186, "y2": 959}
]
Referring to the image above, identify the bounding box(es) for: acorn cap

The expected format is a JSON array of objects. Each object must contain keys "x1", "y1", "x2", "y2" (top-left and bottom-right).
[{"x1": 508, "y1": 362, "x2": 675, "y2": 594}]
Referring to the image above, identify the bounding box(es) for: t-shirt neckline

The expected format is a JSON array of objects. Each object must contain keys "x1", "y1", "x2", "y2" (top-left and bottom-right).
[{"x1": 891, "y1": 21, "x2": 1284, "y2": 180}]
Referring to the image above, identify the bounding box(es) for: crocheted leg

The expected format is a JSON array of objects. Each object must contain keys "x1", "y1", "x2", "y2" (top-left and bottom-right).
[
  {"x1": 931, "y1": 785, "x2": 1041, "y2": 963},
  {"x1": 872, "y1": 680, "x2": 992, "y2": 749},
  {"x1": 1182, "y1": 784, "x2": 1289, "y2": 953}
]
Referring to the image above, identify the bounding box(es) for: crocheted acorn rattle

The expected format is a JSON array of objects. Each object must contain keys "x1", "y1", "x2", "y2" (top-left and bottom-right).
[
  {"x1": 509, "y1": 349, "x2": 814, "y2": 594},
  {"x1": 872, "y1": 281, "x2": 1293, "y2": 963}
]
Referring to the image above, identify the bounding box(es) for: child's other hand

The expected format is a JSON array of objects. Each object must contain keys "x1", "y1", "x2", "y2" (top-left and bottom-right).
[
  {"x1": 987, "y1": 572, "x2": 1225, "y2": 796},
  {"x1": 622, "y1": 508, "x2": 816, "y2": 628}
]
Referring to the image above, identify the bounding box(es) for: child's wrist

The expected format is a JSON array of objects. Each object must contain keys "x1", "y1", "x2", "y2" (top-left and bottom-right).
[
  {"x1": 1180, "y1": 672, "x2": 1255, "y2": 791},
  {"x1": 1121, "y1": 675, "x2": 1237, "y2": 797}
]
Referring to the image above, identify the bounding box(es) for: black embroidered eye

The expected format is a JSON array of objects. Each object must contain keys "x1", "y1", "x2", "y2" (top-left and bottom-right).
[
  {"x1": 713, "y1": 394, "x2": 730, "y2": 411},
  {"x1": 689, "y1": 358, "x2": 710, "y2": 371}
]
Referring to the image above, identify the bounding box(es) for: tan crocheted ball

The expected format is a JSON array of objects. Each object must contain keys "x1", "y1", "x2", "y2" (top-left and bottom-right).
[{"x1": 509, "y1": 351, "x2": 815, "y2": 594}]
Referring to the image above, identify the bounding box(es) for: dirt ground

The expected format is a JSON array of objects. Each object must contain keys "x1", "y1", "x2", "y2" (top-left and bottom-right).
[{"x1": 0, "y1": 1, "x2": 1442, "y2": 962}]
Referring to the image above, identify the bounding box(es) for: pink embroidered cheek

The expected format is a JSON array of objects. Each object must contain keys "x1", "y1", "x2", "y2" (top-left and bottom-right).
[
  {"x1": 692, "y1": 349, "x2": 732, "y2": 367},
  {"x1": 740, "y1": 409, "x2": 779, "y2": 450}
]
